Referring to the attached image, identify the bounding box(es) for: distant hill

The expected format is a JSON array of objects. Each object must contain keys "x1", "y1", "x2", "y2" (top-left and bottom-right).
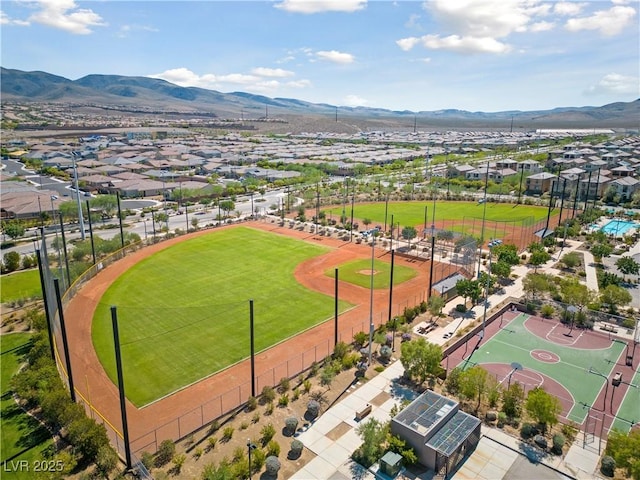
[{"x1": 1, "y1": 67, "x2": 638, "y2": 129}]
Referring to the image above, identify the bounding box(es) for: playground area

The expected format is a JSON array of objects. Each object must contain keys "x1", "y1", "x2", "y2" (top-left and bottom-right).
[{"x1": 444, "y1": 310, "x2": 640, "y2": 437}]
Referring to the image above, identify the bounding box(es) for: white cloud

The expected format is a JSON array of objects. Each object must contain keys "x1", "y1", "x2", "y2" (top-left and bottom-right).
[
  {"x1": 116, "y1": 24, "x2": 158, "y2": 38},
  {"x1": 565, "y1": 5, "x2": 636, "y2": 36},
  {"x1": 286, "y1": 79, "x2": 312, "y2": 88},
  {"x1": 251, "y1": 67, "x2": 294, "y2": 78},
  {"x1": 0, "y1": 11, "x2": 30, "y2": 26},
  {"x1": 403, "y1": 34, "x2": 511, "y2": 54},
  {"x1": 405, "y1": 13, "x2": 422, "y2": 29},
  {"x1": 27, "y1": 0, "x2": 107, "y2": 34},
  {"x1": 316, "y1": 50, "x2": 355, "y2": 64},
  {"x1": 396, "y1": 37, "x2": 421, "y2": 51},
  {"x1": 553, "y1": 2, "x2": 586, "y2": 16},
  {"x1": 585, "y1": 73, "x2": 639, "y2": 96},
  {"x1": 148, "y1": 68, "x2": 312, "y2": 95},
  {"x1": 274, "y1": 0, "x2": 366, "y2": 14},
  {"x1": 343, "y1": 94, "x2": 368, "y2": 106},
  {"x1": 529, "y1": 21, "x2": 554, "y2": 32}
]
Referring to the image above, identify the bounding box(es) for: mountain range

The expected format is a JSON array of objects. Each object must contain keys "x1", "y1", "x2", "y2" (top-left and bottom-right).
[{"x1": 1, "y1": 67, "x2": 638, "y2": 130}]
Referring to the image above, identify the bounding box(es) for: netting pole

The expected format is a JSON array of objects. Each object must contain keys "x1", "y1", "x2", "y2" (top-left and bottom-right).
[
  {"x1": 54, "y1": 278, "x2": 76, "y2": 402},
  {"x1": 36, "y1": 247, "x2": 55, "y2": 362},
  {"x1": 59, "y1": 214, "x2": 71, "y2": 289},
  {"x1": 334, "y1": 269, "x2": 338, "y2": 348},
  {"x1": 111, "y1": 306, "x2": 132, "y2": 470},
  {"x1": 116, "y1": 192, "x2": 125, "y2": 248},
  {"x1": 249, "y1": 299, "x2": 256, "y2": 398},
  {"x1": 388, "y1": 249, "x2": 395, "y2": 325}
]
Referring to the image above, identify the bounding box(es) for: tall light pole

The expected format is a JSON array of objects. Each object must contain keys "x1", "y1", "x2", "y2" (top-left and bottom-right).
[
  {"x1": 368, "y1": 233, "x2": 376, "y2": 366},
  {"x1": 477, "y1": 161, "x2": 490, "y2": 277},
  {"x1": 481, "y1": 244, "x2": 493, "y2": 337},
  {"x1": 247, "y1": 440, "x2": 257, "y2": 480}
]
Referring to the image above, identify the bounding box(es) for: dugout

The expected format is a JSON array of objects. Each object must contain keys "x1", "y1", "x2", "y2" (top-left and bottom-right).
[
  {"x1": 431, "y1": 272, "x2": 467, "y2": 302},
  {"x1": 390, "y1": 390, "x2": 481, "y2": 478}
]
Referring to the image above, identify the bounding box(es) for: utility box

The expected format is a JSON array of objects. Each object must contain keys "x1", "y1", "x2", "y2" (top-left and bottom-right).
[{"x1": 380, "y1": 451, "x2": 403, "y2": 477}]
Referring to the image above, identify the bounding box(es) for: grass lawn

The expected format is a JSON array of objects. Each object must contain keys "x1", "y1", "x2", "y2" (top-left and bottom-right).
[
  {"x1": 326, "y1": 258, "x2": 417, "y2": 289},
  {"x1": 1, "y1": 333, "x2": 54, "y2": 479},
  {"x1": 341, "y1": 201, "x2": 551, "y2": 230},
  {"x1": 93, "y1": 226, "x2": 353, "y2": 406},
  {"x1": 1, "y1": 270, "x2": 42, "y2": 304}
]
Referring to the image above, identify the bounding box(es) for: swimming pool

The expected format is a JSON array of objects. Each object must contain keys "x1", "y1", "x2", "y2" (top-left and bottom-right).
[{"x1": 601, "y1": 220, "x2": 639, "y2": 235}]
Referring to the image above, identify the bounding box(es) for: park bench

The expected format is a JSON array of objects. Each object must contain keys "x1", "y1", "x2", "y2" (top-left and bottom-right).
[
  {"x1": 355, "y1": 404, "x2": 372, "y2": 421},
  {"x1": 600, "y1": 324, "x2": 618, "y2": 334}
]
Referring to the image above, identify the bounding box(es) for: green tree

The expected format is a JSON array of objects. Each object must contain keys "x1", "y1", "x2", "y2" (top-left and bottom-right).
[
  {"x1": 218, "y1": 199, "x2": 235, "y2": 217},
  {"x1": 525, "y1": 387, "x2": 561, "y2": 434},
  {"x1": 3, "y1": 220, "x2": 25, "y2": 240},
  {"x1": 3, "y1": 251, "x2": 21, "y2": 272},
  {"x1": 600, "y1": 285, "x2": 632, "y2": 313},
  {"x1": 522, "y1": 272, "x2": 556, "y2": 301},
  {"x1": 615, "y1": 256, "x2": 640, "y2": 281},
  {"x1": 353, "y1": 418, "x2": 388, "y2": 468},
  {"x1": 493, "y1": 243, "x2": 520, "y2": 265},
  {"x1": 560, "y1": 278, "x2": 595, "y2": 313},
  {"x1": 400, "y1": 338, "x2": 443, "y2": 385},
  {"x1": 502, "y1": 382, "x2": 525, "y2": 418},
  {"x1": 459, "y1": 365, "x2": 489, "y2": 412},
  {"x1": 605, "y1": 429, "x2": 640, "y2": 480},
  {"x1": 89, "y1": 194, "x2": 117, "y2": 218},
  {"x1": 491, "y1": 260, "x2": 512, "y2": 282},
  {"x1": 401, "y1": 226, "x2": 418, "y2": 249},
  {"x1": 560, "y1": 251, "x2": 581, "y2": 270},
  {"x1": 591, "y1": 243, "x2": 613, "y2": 262},
  {"x1": 529, "y1": 249, "x2": 551, "y2": 272},
  {"x1": 427, "y1": 295, "x2": 445, "y2": 321}
]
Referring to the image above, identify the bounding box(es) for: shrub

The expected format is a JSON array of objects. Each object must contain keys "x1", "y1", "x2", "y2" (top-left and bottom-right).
[
  {"x1": 309, "y1": 361, "x2": 320, "y2": 376},
  {"x1": 240, "y1": 421, "x2": 249, "y2": 430},
  {"x1": 265, "y1": 456, "x2": 281, "y2": 476},
  {"x1": 552, "y1": 434, "x2": 565, "y2": 455},
  {"x1": 266, "y1": 440, "x2": 281, "y2": 457},
  {"x1": 303, "y1": 379, "x2": 312, "y2": 393},
  {"x1": 209, "y1": 419, "x2": 220, "y2": 433},
  {"x1": 222, "y1": 426, "x2": 234, "y2": 441},
  {"x1": 141, "y1": 451, "x2": 154, "y2": 469},
  {"x1": 252, "y1": 412, "x2": 260, "y2": 424},
  {"x1": 401, "y1": 332, "x2": 412, "y2": 342},
  {"x1": 251, "y1": 448, "x2": 266, "y2": 472},
  {"x1": 155, "y1": 439, "x2": 176, "y2": 467},
  {"x1": 262, "y1": 386, "x2": 276, "y2": 403},
  {"x1": 279, "y1": 377, "x2": 290, "y2": 392},
  {"x1": 95, "y1": 445, "x2": 118, "y2": 477},
  {"x1": 290, "y1": 439, "x2": 304, "y2": 459},
  {"x1": 194, "y1": 447, "x2": 203, "y2": 460},
  {"x1": 247, "y1": 395, "x2": 258, "y2": 411},
  {"x1": 520, "y1": 423, "x2": 538, "y2": 439},
  {"x1": 561, "y1": 422, "x2": 578, "y2": 442},
  {"x1": 172, "y1": 453, "x2": 186, "y2": 474},
  {"x1": 600, "y1": 455, "x2": 616, "y2": 477},
  {"x1": 265, "y1": 401, "x2": 274, "y2": 415},
  {"x1": 261, "y1": 423, "x2": 276, "y2": 445},
  {"x1": 307, "y1": 400, "x2": 320, "y2": 419},
  {"x1": 278, "y1": 394, "x2": 289, "y2": 407},
  {"x1": 292, "y1": 387, "x2": 301, "y2": 400},
  {"x1": 285, "y1": 416, "x2": 298, "y2": 436},
  {"x1": 353, "y1": 331, "x2": 368, "y2": 347},
  {"x1": 333, "y1": 341, "x2": 349, "y2": 360},
  {"x1": 379, "y1": 345, "x2": 393, "y2": 361},
  {"x1": 455, "y1": 304, "x2": 467, "y2": 313},
  {"x1": 207, "y1": 436, "x2": 218, "y2": 451},
  {"x1": 342, "y1": 352, "x2": 360, "y2": 369},
  {"x1": 541, "y1": 304, "x2": 554, "y2": 318}
]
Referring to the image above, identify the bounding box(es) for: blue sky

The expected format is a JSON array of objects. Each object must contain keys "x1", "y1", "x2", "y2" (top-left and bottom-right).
[{"x1": 1, "y1": 0, "x2": 638, "y2": 112}]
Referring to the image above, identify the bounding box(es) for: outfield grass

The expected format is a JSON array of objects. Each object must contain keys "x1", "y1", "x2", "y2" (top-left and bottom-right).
[
  {"x1": 339, "y1": 201, "x2": 551, "y2": 230},
  {"x1": 93, "y1": 227, "x2": 353, "y2": 406},
  {"x1": 1, "y1": 270, "x2": 42, "y2": 304},
  {"x1": 326, "y1": 258, "x2": 417, "y2": 289},
  {"x1": 1, "y1": 333, "x2": 54, "y2": 479}
]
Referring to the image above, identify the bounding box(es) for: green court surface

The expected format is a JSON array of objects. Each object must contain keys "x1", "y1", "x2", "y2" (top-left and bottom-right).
[
  {"x1": 93, "y1": 227, "x2": 353, "y2": 406},
  {"x1": 611, "y1": 368, "x2": 640, "y2": 432},
  {"x1": 458, "y1": 314, "x2": 627, "y2": 426}
]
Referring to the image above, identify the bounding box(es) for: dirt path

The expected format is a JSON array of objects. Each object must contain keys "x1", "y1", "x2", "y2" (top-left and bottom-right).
[{"x1": 63, "y1": 221, "x2": 434, "y2": 454}]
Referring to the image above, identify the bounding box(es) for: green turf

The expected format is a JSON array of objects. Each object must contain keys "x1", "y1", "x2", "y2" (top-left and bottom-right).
[
  {"x1": 457, "y1": 314, "x2": 626, "y2": 426},
  {"x1": 1, "y1": 270, "x2": 42, "y2": 304},
  {"x1": 93, "y1": 226, "x2": 353, "y2": 406},
  {"x1": 340, "y1": 201, "x2": 550, "y2": 231},
  {"x1": 326, "y1": 258, "x2": 417, "y2": 289},
  {"x1": 1, "y1": 333, "x2": 54, "y2": 479}
]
